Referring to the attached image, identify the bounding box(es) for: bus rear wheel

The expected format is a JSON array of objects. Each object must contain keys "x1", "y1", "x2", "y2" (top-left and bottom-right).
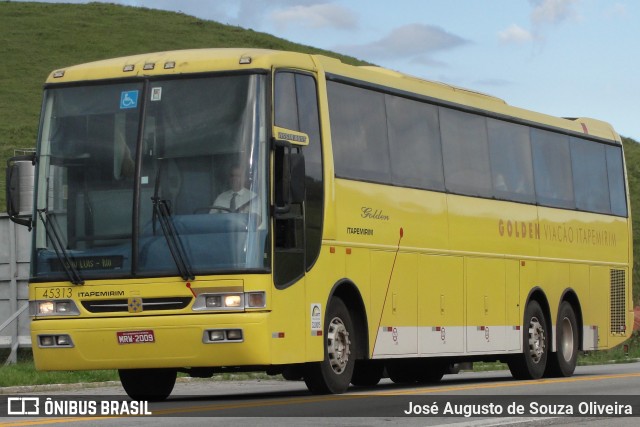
[
  {"x1": 416, "y1": 362, "x2": 445, "y2": 384},
  {"x1": 545, "y1": 301, "x2": 579, "y2": 377},
  {"x1": 387, "y1": 360, "x2": 417, "y2": 384},
  {"x1": 304, "y1": 298, "x2": 355, "y2": 394},
  {"x1": 118, "y1": 368, "x2": 177, "y2": 401},
  {"x1": 508, "y1": 300, "x2": 548, "y2": 380},
  {"x1": 351, "y1": 360, "x2": 384, "y2": 387}
]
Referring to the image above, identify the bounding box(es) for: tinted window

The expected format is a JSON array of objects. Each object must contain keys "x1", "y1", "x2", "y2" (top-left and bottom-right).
[
  {"x1": 386, "y1": 95, "x2": 444, "y2": 190},
  {"x1": 606, "y1": 146, "x2": 628, "y2": 216},
  {"x1": 488, "y1": 119, "x2": 535, "y2": 203},
  {"x1": 531, "y1": 129, "x2": 574, "y2": 209},
  {"x1": 294, "y1": 74, "x2": 323, "y2": 269},
  {"x1": 274, "y1": 72, "x2": 325, "y2": 280},
  {"x1": 571, "y1": 137, "x2": 610, "y2": 213},
  {"x1": 440, "y1": 108, "x2": 492, "y2": 197},
  {"x1": 328, "y1": 81, "x2": 390, "y2": 183},
  {"x1": 274, "y1": 73, "x2": 298, "y2": 130}
]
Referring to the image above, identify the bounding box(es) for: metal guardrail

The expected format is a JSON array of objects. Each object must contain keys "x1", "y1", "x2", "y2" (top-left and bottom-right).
[
  {"x1": 1, "y1": 303, "x2": 28, "y2": 365},
  {"x1": 0, "y1": 214, "x2": 32, "y2": 364}
]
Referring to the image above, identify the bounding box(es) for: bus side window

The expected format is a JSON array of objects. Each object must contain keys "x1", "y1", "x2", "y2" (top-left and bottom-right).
[
  {"x1": 531, "y1": 129, "x2": 575, "y2": 209},
  {"x1": 440, "y1": 108, "x2": 492, "y2": 198},
  {"x1": 487, "y1": 118, "x2": 535, "y2": 203}
]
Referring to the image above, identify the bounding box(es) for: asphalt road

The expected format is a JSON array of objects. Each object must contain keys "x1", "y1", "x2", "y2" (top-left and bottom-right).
[{"x1": 1, "y1": 362, "x2": 640, "y2": 426}]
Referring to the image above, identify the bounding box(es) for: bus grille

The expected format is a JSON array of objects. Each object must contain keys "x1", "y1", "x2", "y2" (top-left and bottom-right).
[
  {"x1": 81, "y1": 297, "x2": 193, "y2": 313},
  {"x1": 610, "y1": 269, "x2": 626, "y2": 334}
]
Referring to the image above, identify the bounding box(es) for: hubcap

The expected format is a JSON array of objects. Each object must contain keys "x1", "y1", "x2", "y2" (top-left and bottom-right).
[
  {"x1": 560, "y1": 316, "x2": 574, "y2": 362},
  {"x1": 327, "y1": 316, "x2": 351, "y2": 374},
  {"x1": 528, "y1": 316, "x2": 545, "y2": 364}
]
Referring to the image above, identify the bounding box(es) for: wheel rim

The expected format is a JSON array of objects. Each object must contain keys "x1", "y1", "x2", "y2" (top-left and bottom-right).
[
  {"x1": 528, "y1": 316, "x2": 545, "y2": 364},
  {"x1": 560, "y1": 316, "x2": 575, "y2": 362},
  {"x1": 327, "y1": 316, "x2": 351, "y2": 374}
]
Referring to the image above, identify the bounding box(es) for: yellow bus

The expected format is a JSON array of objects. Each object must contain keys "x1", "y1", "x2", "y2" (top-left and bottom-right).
[{"x1": 6, "y1": 49, "x2": 633, "y2": 400}]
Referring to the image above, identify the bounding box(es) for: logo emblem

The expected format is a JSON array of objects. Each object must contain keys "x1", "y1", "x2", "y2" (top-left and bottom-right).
[
  {"x1": 7, "y1": 397, "x2": 40, "y2": 415},
  {"x1": 128, "y1": 297, "x2": 143, "y2": 313}
]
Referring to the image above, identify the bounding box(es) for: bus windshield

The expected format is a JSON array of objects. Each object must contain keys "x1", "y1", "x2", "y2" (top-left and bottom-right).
[{"x1": 33, "y1": 74, "x2": 269, "y2": 281}]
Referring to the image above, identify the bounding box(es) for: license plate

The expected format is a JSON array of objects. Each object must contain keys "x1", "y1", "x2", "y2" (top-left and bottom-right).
[{"x1": 116, "y1": 330, "x2": 155, "y2": 344}]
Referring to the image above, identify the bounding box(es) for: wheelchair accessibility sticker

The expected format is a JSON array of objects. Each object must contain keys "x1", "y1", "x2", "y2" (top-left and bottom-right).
[{"x1": 120, "y1": 90, "x2": 139, "y2": 109}]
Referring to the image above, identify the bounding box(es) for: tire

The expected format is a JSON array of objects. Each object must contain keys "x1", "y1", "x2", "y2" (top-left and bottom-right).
[
  {"x1": 281, "y1": 365, "x2": 304, "y2": 381},
  {"x1": 304, "y1": 298, "x2": 355, "y2": 394},
  {"x1": 545, "y1": 301, "x2": 579, "y2": 377},
  {"x1": 118, "y1": 368, "x2": 177, "y2": 401},
  {"x1": 387, "y1": 361, "x2": 417, "y2": 384},
  {"x1": 508, "y1": 300, "x2": 549, "y2": 380},
  {"x1": 415, "y1": 361, "x2": 445, "y2": 384},
  {"x1": 351, "y1": 360, "x2": 384, "y2": 387}
]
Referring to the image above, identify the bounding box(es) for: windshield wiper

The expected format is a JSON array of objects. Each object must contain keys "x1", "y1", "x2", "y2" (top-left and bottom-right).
[
  {"x1": 151, "y1": 197, "x2": 195, "y2": 281},
  {"x1": 37, "y1": 209, "x2": 84, "y2": 285}
]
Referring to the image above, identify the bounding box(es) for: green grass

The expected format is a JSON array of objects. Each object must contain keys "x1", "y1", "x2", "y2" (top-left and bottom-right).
[{"x1": 0, "y1": 351, "x2": 119, "y2": 387}]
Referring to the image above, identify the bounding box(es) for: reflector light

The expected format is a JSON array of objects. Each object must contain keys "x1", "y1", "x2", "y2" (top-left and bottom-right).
[
  {"x1": 164, "y1": 61, "x2": 176, "y2": 69},
  {"x1": 123, "y1": 64, "x2": 135, "y2": 72},
  {"x1": 143, "y1": 63, "x2": 155, "y2": 70},
  {"x1": 53, "y1": 70, "x2": 65, "y2": 78},
  {"x1": 239, "y1": 56, "x2": 252, "y2": 64}
]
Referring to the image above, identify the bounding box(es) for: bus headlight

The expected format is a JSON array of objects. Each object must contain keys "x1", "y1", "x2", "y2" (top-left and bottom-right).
[
  {"x1": 205, "y1": 295, "x2": 223, "y2": 308},
  {"x1": 193, "y1": 291, "x2": 267, "y2": 311},
  {"x1": 224, "y1": 295, "x2": 242, "y2": 307},
  {"x1": 30, "y1": 300, "x2": 80, "y2": 316},
  {"x1": 38, "y1": 301, "x2": 55, "y2": 314}
]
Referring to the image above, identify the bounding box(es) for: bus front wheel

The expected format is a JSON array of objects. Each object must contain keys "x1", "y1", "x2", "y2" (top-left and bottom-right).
[
  {"x1": 118, "y1": 368, "x2": 177, "y2": 401},
  {"x1": 508, "y1": 300, "x2": 548, "y2": 380},
  {"x1": 304, "y1": 298, "x2": 355, "y2": 394}
]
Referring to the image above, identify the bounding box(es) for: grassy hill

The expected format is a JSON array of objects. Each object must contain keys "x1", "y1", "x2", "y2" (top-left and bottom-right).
[{"x1": 1, "y1": 1, "x2": 639, "y2": 303}]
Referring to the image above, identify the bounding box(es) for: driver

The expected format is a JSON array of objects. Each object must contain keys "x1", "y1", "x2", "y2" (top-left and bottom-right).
[{"x1": 210, "y1": 165, "x2": 257, "y2": 213}]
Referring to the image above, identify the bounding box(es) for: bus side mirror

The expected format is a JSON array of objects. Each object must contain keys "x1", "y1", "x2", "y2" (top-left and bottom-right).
[
  {"x1": 6, "y1": 154, "x2": 36, "y2": 230},
  {"x1": 273, "y1": 138, "x2": 305, "y2": 215}
]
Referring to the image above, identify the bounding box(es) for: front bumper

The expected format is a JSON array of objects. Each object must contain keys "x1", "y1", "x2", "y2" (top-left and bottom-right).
[{"x1": 31, "y1": 312, "x2": 271, "y2": 370}]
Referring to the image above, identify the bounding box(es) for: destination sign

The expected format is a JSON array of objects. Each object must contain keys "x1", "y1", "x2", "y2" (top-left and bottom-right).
[{"x1": 49, "y1": 256, "x2": 124, "y2": 272}]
